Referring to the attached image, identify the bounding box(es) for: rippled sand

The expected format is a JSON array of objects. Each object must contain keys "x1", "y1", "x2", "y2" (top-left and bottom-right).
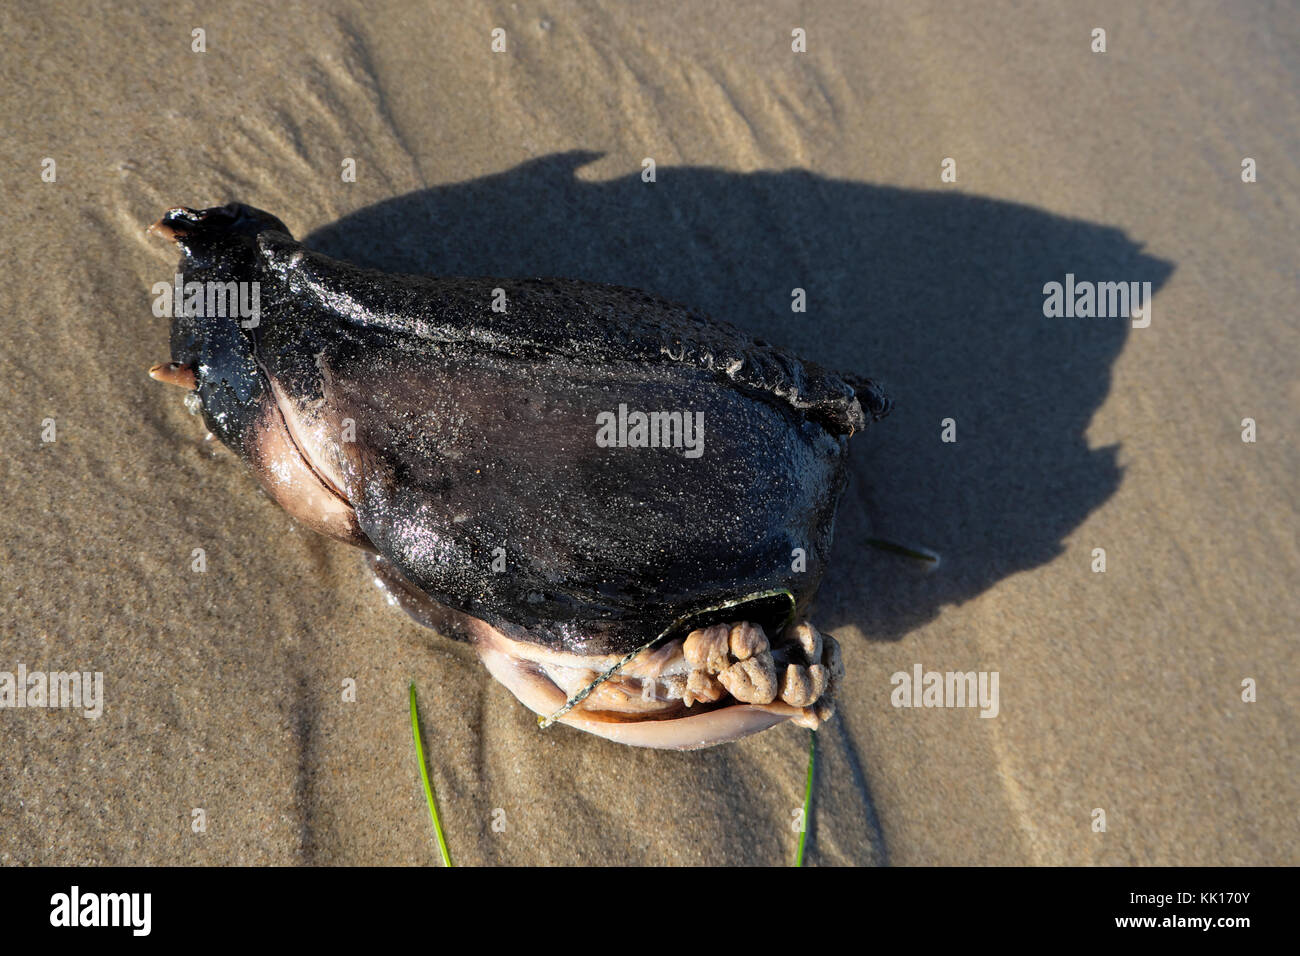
[{"x1": 1, "y1": 0, "x2": 1296, "y2": 864}]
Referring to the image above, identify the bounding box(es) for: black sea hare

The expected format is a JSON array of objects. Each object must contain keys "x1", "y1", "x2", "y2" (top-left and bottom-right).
[{"x1": 149, "y1": 202, "x2": 889, "y2": 748}]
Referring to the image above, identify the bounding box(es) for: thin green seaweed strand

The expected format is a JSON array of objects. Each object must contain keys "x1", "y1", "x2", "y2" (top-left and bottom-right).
[
  {"x1": 865, "y1": 537, "x2": 940, "y2": 564},
  {"x1": 795, "y1": 728, "x2": 816, "y2": 867},
  {"x1": 409, "y1": 682, "x2": 453, "y2": 867}
]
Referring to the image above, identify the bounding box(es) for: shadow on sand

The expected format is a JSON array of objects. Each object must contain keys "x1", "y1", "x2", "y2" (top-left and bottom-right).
[{"x1": 304, "y1": 152, "x2": 1173, "y2": 863}]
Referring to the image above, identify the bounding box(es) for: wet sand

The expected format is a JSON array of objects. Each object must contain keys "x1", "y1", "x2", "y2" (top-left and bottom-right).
[{"x1": 1, "y1": 0, "x2": 1296, "y2": 864}]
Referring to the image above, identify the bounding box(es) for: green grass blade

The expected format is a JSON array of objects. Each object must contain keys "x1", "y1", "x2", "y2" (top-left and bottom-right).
[
  {"x1": 795, "y1": 728, "x2": 816, "y2": 867},
  {"x1": 409, "y1": 681, "x2": 453, "y2": 867}
]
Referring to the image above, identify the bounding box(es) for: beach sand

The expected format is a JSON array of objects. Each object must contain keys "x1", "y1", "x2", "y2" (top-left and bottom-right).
[{"x1": 1, "y1": 0, "x2": 1296, "y2": 865}]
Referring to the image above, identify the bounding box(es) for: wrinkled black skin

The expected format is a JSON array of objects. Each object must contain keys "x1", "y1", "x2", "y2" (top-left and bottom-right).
[{"x1": 160, "y1": 203, "x2": 889, "y2": 656}]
